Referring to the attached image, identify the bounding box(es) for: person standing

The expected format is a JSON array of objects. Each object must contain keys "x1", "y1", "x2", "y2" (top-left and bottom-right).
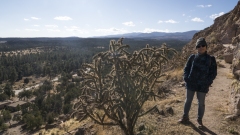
[{"x1": 178, "y1": 37, "x2": 217, "y2": 128}]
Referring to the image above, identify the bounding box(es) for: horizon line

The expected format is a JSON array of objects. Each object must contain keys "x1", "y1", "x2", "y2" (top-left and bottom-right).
[{"x1": 0, "y1": 30, "x2": 199, "y2": 39}]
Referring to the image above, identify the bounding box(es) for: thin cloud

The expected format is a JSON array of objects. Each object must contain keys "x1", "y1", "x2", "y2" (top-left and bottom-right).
[
  {"x1": 25, "y1": 29, "x2": 39, "y2": 32},
  {"x1": 65, "y1": 26, "x2": 80, "y2": 31},
  {"x1": 142, "y1": 28, "x2": 170, "y2": 33},
  {"x1": 197, "y1": 5, "x2": 212, "y2": 8},
  {"x1": 33, "y1": 25, "x2": 40, "y2": 27},
  {"x1": 122, "y1": 21, "x2": 135, "y2": 26},
  {"x1": 191, "y1": 17, "x2": 204, "y2": 22},
  {"x1": 31, "y1": 17, "x2": 40, "y2": 20},
  {"x1": 197, "y1": 5, "x2": 204, "y2": 8},
  {"x1": 158, "y1": 20, "x2": 163, "y2": 23},
  {"x1": 24, "y1": 18, "x2": 29, "y2": 21},
  {"x1": 210, "y1": 12, "x2": 224, "y2": 19},
  {"x1": 158, "y1": 20, "x2": 178, "y2": 24},
  {"x1": 47, "y1": 29, "x2": 60, "y2": 32},
  {"x1": 54, "y1": 16, "x2": 72, "y2": 21},
  {"x1": 165, "y1": 19, "x2": 178, "y2": 23},
  {"x1": 182, "y1": 14, "x2": 185, "y2": 16},
  {"x1": 45, "y1": 25, "x2": 58, "y2": 28}
]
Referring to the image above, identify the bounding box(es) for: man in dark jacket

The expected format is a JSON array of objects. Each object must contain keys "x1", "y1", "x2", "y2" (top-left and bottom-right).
[{"x1": 178, "y1": 37, "x2": 217, "y2": 128}]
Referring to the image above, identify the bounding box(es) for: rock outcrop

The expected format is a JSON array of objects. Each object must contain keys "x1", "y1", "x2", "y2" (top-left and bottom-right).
[
  {"x1": 230, "y1": 43, "x2": 240, "y2": 118},
  {"x1": 182, "y1": 1, "x2": 240, "y2": 58}
]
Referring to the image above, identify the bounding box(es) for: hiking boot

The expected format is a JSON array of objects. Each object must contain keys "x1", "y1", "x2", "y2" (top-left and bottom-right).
[
  {"x1": 178, "y1": 117, "x2": 189, "y2": 124},
  {"x1": 197, "y1": 119, "x2": 204, "y2": 128}
]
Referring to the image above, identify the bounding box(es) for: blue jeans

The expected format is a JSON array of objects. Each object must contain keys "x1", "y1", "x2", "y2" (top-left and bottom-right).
[{"x1": 183, "y1": 90, "x2": 206, "y2": 120}]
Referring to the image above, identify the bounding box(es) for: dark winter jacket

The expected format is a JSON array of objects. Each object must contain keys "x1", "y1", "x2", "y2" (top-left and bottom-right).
[{"x1": 183, "y1": 52, "x2": 217, "y2": 93}]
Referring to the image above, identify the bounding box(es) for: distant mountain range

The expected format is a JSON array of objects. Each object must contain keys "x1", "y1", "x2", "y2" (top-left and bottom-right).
[
  {"x1": 94, "y1": 30, "x2": 199, "y2": 40},
  {"x1": 0, "y1": 30, "x2": 199, "y2": 41}
]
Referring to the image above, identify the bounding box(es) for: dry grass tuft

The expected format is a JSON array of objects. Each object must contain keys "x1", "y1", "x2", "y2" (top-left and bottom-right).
[
  {"x1": 214, "y1": 104, "x2": 229, "y2": 113},
  {"x1": 35, "y1": 118, "x2": 92, "y2": 135},
  {"x1": 167, "y1": 68, "x2": 184, "y2": 82},
  {"x1": 226, "y1": 73, "x2": 235, "y2": 79},
  {"x1": 96, "y1": 125, "x2": 124, "y2": 135},
  {"x1": 158, "y1": 97, "x2": 183, "y2": 106}
]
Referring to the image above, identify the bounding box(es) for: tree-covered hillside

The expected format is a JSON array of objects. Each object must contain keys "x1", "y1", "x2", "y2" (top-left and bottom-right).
[
  {"x1": 0, "y1": 38, "x2": 189, "y2": 52},
  {"x1": 0, "y1": 38, "x2": 188, "y2": 84}
]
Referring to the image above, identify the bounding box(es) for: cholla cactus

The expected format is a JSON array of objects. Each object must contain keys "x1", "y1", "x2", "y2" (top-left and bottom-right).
[{"x1": 72, "y1": 38, "x2": 177, "y2": 135}]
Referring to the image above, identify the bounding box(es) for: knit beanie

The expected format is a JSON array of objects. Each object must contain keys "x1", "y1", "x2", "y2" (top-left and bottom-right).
[{"x1": 196, "y1": 37, "x2": 207, "y2": 48}]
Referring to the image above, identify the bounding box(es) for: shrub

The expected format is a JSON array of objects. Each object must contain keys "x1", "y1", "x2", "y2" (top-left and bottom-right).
[
  {"x1": 24, "y1": 78, "x2": 29, "y2": 84},
  {"x1": 72, "y1": 38, "x2": 177, "y2": 135}
]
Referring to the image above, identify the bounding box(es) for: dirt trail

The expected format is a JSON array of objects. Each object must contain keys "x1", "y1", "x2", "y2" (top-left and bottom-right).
[{"x1": 201, "y1": 60, "x2": 233, "y2": 133}]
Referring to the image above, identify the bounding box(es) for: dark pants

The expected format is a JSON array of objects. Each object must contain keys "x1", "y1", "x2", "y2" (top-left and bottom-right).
[{"x1": 183, "y1": 90, "x2": 206, "y2": 120}]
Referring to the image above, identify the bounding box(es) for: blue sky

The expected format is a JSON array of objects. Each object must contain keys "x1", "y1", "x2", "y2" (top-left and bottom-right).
[{"x1": 0, "y1": 0, "x2": 238, "y2": 38}]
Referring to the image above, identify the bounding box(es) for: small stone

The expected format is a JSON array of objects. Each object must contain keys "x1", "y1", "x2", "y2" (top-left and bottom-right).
[
  {"x1": 75, "y1": 128, "x2": 85, "y2": 135},
  {"x1": 175, "y1": 99, "x2": 182, "y2": 103},
  {"x1": 158, "y1": 109, "x2": 165, "y2": 116},
  {"x1": 225, "y1": 115, "x2": 238, "y2": 121},
  {"x1": 179, "y1": 82, "x2": 185, "y2": 87},
  {"x1": 165, "y1": 106, "x2": 174, "y2": 115},
  {"x1": 138, "y1": 123, "x2": 146, "y2": 131}
]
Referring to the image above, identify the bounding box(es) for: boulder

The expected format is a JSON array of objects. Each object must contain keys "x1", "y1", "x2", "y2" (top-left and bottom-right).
[
  {"x1": 233, "y1": 70, "x2": 240, "y2": 80},
  {"x1": 232, "y1": 58, "x2": 240, "y2": 71},
  {"x1": 224, "y1": 53, "x2": 233, "y2": 63},
  {"x1": 235, "y1": 61, "x2": 240, "y2": 70}
]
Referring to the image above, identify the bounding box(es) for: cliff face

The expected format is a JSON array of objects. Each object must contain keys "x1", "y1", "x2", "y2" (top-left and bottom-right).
[{"x1": 182, "y1": 1, "x2": 240, "y2": 56}]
